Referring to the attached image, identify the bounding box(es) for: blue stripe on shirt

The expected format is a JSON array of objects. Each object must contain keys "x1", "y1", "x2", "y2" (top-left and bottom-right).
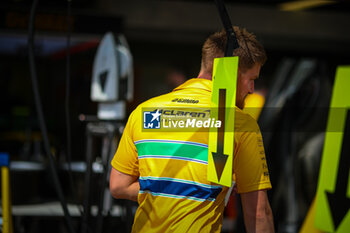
[{"x1": 139, "y1": 177, "x2": 222, "y2": 202}]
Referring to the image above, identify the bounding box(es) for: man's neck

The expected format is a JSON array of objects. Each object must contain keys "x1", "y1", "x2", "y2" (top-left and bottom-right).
[{"x1": 196, "y1": 71, "x2": 212, "y2": 80}]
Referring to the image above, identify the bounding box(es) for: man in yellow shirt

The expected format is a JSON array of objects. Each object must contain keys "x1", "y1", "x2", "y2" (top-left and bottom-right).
[{"x1": 110, "y1": 26, "x2": 274, "y2": 233}]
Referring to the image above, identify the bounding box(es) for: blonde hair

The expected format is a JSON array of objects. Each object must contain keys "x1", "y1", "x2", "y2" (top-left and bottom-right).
[{"x1": 201, "y1": 26, "x2": 267, "y2": 73}]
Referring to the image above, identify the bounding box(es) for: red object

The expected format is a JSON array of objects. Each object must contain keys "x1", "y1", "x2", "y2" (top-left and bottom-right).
[{"x1": 51, "y1": 40, "x2": 99, "y2": 60}]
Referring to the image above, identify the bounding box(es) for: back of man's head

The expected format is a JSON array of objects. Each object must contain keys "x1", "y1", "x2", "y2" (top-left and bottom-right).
[{"x1": 200, "y1": 26, "x2": 267, "y2": 74}]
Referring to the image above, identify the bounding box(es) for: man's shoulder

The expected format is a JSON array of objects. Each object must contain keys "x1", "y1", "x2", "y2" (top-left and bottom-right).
[
  {"x1": 129, "y1": 92, "x2": 176, "y2": 119},
  {"x1": 235, "y1": 107, "x2": 260, "y2": 133},
  {"x1": 140, "y1": 92, "x2": 174, "y2": 107}
]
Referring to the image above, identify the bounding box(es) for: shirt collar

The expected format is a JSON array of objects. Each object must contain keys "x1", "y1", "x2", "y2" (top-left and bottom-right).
[{"x1": 172, "y1": 78, "x2": 212, "y2": 93}]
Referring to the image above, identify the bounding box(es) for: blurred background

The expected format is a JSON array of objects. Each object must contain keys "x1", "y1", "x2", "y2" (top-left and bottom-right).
[{"x1": 0, "y1": 0, "x2": 350, "y2": 232}]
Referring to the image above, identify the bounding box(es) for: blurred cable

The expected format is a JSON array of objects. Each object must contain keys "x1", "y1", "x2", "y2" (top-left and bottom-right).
[
  {"x1": 65, "y1": 2, "x2": 91, "y2": 232},
  {"x1": 65, "y1": 0, "x2": 83, "y2": 214},
  {"x1": 28, "y1": 0, "x2": 75, "y2": 232}
]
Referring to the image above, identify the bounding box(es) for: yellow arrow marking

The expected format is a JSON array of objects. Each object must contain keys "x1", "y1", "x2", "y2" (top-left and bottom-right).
[
  {"x1": 315, "y1": 66, "x2": 350, "y2": 233},
  {"x1": 207, "y1": 57, "x2": 238, "y2": 187}
]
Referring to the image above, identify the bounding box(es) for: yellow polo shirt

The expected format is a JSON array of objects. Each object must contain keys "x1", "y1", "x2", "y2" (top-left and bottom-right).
[{"x1": 111, "y1": 78, "x2": 271, "y2": 232}]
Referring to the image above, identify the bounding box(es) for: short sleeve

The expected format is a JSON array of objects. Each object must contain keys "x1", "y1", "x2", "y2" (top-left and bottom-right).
[
  {"x1": 233, "y1": 119, "x2": 271, "y2": 193},
  {"x1": 111, "y1": 110, "x2": 140, "y2": 176}
]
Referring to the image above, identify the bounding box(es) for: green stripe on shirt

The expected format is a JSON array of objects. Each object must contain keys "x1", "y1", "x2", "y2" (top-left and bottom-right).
[{"x1": 135, "y1": 141, "x2": 208, "y2": 163}]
